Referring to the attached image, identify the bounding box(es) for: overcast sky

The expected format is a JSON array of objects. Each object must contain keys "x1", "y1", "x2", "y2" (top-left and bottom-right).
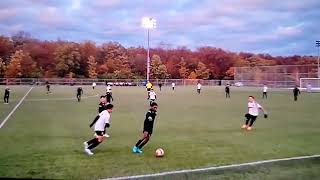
[{"x1": 0, "y1": 0, "x2": 319, "y2": 56}]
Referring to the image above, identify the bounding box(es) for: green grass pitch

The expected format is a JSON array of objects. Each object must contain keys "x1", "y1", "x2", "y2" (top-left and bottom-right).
[{"x1": 0, "y1": 85, "x2": 319, "y2": 179}]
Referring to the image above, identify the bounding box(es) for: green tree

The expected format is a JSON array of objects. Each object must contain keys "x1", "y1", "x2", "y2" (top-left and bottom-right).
[
  {"x1": 150, "y1": 54, "x2": 169, "y2": 79},
  {"x1": 87, "y1": 56, "x2": 97, "y2": 78},
  {"x1": 54, "y1": 43, "x2": 81, "y2": 77}
]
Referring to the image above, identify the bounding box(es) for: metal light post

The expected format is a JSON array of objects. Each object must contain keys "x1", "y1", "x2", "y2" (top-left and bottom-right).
[
  {"x1": 141, "y1": 17, "x2": 156, "y2": 81},
  {"x1": 316, "y1": 40, "x2": 320, "y2": 78}
]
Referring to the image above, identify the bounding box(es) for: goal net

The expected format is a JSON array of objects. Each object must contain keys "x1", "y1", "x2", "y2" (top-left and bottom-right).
[{"x1": 300, "y1": 78, "x2": 320, "y2": 92}]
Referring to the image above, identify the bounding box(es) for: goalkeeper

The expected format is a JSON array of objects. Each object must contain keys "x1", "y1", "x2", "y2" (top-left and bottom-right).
[{"x1": 241, "y1": 96, "x2": 268, "y2": 131}]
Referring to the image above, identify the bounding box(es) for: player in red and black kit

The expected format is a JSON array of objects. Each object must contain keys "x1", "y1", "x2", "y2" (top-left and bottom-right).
[{"x1": 132, "y1": 102, "x2": 158, "y2": 154}]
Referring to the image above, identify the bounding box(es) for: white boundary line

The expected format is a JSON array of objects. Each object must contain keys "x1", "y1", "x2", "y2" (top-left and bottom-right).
[
  {"x1": 0, "y1": 87, "x2": 33, "y2": 129},
  {"x1": 102, "y1": 154, "x2": 320, "y2": 180}
]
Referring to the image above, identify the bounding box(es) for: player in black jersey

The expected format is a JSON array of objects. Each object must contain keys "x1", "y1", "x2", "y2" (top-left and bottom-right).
[
  {"x1": 132, "y1": 102, "x2": 158, "y2": 154},
  {"x1": 3, "y1": 87, "x2": 10, "y2": 104},
  {"x1": 46, "y1": 81, "x2": 51, "y2": 94},
  {"x1": 76, "y1": 87, "x2": 83, "y2": 102},
  {"x1": 106, "y1": 92, "x2": 113, "y2": 103}
]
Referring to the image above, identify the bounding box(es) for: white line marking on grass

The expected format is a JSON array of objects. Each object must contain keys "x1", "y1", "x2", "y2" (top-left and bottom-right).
[
  {"x1": 101, "y1": 154, "x2": 320, "y2": 180},
  {"x1": 0, "y1": 87, "x2": 33, "y2": 129}
]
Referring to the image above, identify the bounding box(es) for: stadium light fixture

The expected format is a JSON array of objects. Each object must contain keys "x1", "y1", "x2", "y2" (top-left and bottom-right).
[
  {"x1": 141, "y1": 17, "x2": 157, "y2": 81},
  {"x1": 316, "y1": 40, "x2": 320, "y2": 78}
]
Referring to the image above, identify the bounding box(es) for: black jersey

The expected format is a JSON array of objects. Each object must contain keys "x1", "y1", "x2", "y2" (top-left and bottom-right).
[
  {"x1": 4, "y1": 88, "x2": 10, "y2": 97},
  {"x1": 225, "y1": 86, "x2": 230, "y2": 93},
  {"x1": 293, "y1": 87, "x2": 300, "y2": 96},
  {"x1": 143, "y1": 109, "x2": 157, "y2": 134},
  {"x1": 106, "y1": 92, "x2": 113, "y2": 103},
  {"x1": 98, "y1": 102, "x2": 107, "y2": 113},
  {"x1": 77, "y1": 87, "x2": 83, "y2": 95}
]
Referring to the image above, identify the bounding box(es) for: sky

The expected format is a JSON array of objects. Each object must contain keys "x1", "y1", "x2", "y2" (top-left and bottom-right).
[{"x1": 0, "y1": 0, "x2": 319, "y2": 56}]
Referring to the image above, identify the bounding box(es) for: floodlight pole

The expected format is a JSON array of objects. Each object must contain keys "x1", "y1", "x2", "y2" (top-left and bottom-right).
[
  {"x1": 147, "y1": 28, "x2": 150, "y2": 81},
  {"x1": 316, "y1": 40, "x2": 320, "y2": 78}
]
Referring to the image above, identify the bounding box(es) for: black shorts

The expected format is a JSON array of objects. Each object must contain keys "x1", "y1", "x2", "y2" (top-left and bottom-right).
[
  {"x1": 95, "y1": 131, "x2": 104, "y2": 136},
  {"x1": 245, "y1": 113, "x2": 257, "y2": 121},
  {"x1": 147, "y1": 88, "x2": 151, "y2": 91},
  {"x1": 143, "y1": 126, "x2": 153, "y2": 135}
]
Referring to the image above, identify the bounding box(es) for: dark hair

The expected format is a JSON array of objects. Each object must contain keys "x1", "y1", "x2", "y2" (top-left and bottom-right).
[
  {"x1": 249, "y1": 96, "x2": 255, "y2": 99},
  {"x1": 150, "y1": 102, "x2": 158, "y2": 107},
  {"x1": 100, "y1": 95, "x2": 106, "y2": 98},
  {"x1": 106, "y1": 104, "x2": 114, "y2": 109}
]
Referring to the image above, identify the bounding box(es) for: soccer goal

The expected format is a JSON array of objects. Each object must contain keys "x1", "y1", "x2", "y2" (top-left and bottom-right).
[{"x1": 300, "y1": 78, "x2": 320, "y2": 92}]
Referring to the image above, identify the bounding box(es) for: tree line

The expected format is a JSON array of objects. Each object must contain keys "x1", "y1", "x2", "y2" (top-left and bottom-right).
[{"x1": 0, "y1": 32, "x2": 317, "y2": 79}]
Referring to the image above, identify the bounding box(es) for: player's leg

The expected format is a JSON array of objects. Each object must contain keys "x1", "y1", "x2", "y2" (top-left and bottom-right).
[
  {"x1": 137, "y1": 132, "x2": 151, "y2": 151},
  {"x1": 133, "y1": 132, "x2": 150, "y2": 153},
  {"x1": 247, "y1": 116, "x2": 257, "y2": 130},
  {"x1": 242, "y1": 114, "x2": 250, "y2": 128}
]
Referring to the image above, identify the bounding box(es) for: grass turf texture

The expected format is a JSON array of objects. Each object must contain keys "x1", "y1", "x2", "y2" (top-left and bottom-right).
[{"x1": 0, "y1": 85, "x2": 319, "y2": 179}]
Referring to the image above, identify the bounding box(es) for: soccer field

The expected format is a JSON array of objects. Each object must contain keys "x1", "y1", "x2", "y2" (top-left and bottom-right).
[{"x1": 0, "y1": 85, "x2": 319, "y2": 179}]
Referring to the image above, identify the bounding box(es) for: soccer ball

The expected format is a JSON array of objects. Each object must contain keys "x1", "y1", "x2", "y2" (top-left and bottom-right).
[{"x1": 155, "y1": 148, "x2": 165, "y2": 157}]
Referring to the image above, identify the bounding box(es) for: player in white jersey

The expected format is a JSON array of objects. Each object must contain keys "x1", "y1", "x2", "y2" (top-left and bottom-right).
[
  {"x1": 84, "y1": 104, "x2": 114, "y2": 155},
  {"x1": 197, "y1": 82, "x2": 202, "y2": 94},
  {"x1": 148, "y1": 89, "x2": 157, "y2": 105},
  {"x1": 172, "y1": 82, "x2": 175, "y2": 91},
  {"x1": 92, "y1": 82, "x2": 96, "y2": 90},
  {"x1": 106, "y1": 85, "x2": 112, "y2": 95},
  {"x1": 262, "y1": 84, "x2": 268, "y2": 99},
  {"x1": 242, "y1": 96, "x2": 267, "y2": 131}
]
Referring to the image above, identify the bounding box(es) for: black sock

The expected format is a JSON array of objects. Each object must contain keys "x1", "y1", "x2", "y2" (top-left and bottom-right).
[
  {"x1": 86, "y1": 138, "x2": 97, "y2": 146},
  {"x1": 135, "y1": 138, "x2": 145, "y2": 147},
  {"x1": 138, "y1": 139, "x2": 149, "y2": 149},
  {"x1": 88, "y1": 139, "x2": 101, "y2": 150}
]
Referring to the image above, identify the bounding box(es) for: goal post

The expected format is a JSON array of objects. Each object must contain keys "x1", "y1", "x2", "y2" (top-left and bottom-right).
[{"x1": 299, "y1": 78, "x2": 320, "y2": 92}]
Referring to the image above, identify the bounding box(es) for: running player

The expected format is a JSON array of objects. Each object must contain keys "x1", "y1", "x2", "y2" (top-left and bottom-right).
[
  {"x1": 77, "y1": 87, "x2": 83, "y2": 102},
  {"x1": 84, "y1": 104, "x2": 114, "y2": 155},
  {"x1": 132, "y1": 102, "x2": 158, "y2": 154},
  {"x1": 3, "y1": 87, "x2": 10, "y2": 104},
  {"x1": 242, "y1": 96, "x2": 267, "y2": 131},
  {"x1": 197, "y1": 82, "x2": 202, "y2": 94}
]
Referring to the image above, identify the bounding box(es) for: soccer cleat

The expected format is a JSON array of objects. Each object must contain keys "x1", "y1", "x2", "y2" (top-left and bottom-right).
[
  {"x1": 132, "y1": 146, "x2": 138, "y2": 153},
  {"x1": 104, "y1": 134, "x2": 110, "y2": 138},
  {"x1": 247, "y1": 126, "x2": 252, "y2": 131},
  {"x1": 136, "y1": 148, "x2": 143, "y2": 154},
  {"x1": 241, "y1": 125, "x2": 247, "y2": 129},
  {"x1": 83, "y1": 142, "x2": 88, "y2": 149},
  {"x1": 85, "y1": 148, "x2": 94, "y2": 156}
]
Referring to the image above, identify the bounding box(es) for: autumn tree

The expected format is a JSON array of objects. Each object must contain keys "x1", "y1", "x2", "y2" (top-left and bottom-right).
[
  {"x1": 5, "y1": 50, "x2": 22, "y2": 78},
  {"x1": 150, "y1": 54, "x2": 169, "y2": 79},
  {"x1": 88, "y1": 55, "x2": 97, "y2": 78},
  {"x1": 0, "y1": 57, "x2": 6, "y2": 78},
  {"x1": 54, "y1": 43, "x2": 81, "y2": 77},
  {"x1": 195, "y1": 61, "x2": 210, "y2": 79},
  {"x1": 178, "y1": 58, "x2": 189, "y2": 79}
]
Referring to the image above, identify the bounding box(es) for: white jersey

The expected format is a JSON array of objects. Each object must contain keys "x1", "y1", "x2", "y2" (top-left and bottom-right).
[
  {"x1": 248, "y1": 101, "x2": 262, "y2": 116},
  {"x1": 92, "y1": 82, "x2": 96, "y2": 87},
  {"x1": 172, "y1": 83, "x2": 175, "y2": 87},
  {"x1": 106, "y1": 86, "x2": 112, "y2": 93},
  {"x1": 263, "y1": 86, "x2": 268, "y2": 92},
  {"x1": 197, "y1": 83, "x2": 202, "y2": 89},
  {"x1": 149, "y1": 91, "x2": 157, "y2": 100},
  {"x1": 94, "y1": 110, "x2": 110, "y2": 131}
]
